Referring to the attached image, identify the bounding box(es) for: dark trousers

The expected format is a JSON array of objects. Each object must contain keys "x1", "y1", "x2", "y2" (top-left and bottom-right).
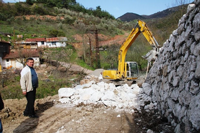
[
  {"x1": 0, "y1": 119, "x2": 2, "y2": 133},
  {"x1": 24, "y1": 89, "x2": 36, "y2": 116}
]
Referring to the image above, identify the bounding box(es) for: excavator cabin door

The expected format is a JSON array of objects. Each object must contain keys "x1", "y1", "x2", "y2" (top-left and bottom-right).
[{"x1": 125, "y1": 62, "x2": 138, "y2": 80}]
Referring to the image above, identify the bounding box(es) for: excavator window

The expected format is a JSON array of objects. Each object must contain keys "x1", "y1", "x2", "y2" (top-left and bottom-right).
[
  {"x1": 126, "y1": 64, "x2": 129, "y2": 77},
  {"x1": 130, "y1": 63, "x2": 138, "y2": 77}
]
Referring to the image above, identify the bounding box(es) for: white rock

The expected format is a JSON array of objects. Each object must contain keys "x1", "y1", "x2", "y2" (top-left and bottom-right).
[
  {"x1": 58, "y1": 88, "x2": 75, "y2": 98},
  {"x1": 147, "y1": 129, "x2": 154, "y2": 133},
  {"x1": 101, "y1": 90, "x2": 116, "y2": 101},
  {"x1": 58, "y1": 78, "x2": 151, "y2": 112},
  {"x1": 117, "y1": 114, "x2": 121, "y2": 117}
]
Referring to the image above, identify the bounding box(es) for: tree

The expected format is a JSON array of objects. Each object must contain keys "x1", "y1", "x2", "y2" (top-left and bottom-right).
[
  {"x1": 126, "y1": 42, "x2": 150, "y2": 71},
  {"x1": 15, "y1": 2, "x2": 31, "y2": 15},
  {"x1": 45, "y1": 0, "x2": 76, "y2": 8},
  {"x1": 32, "y1": 5, "x2": 47, "y2": 15},
  {"x1": 26, "y1": 0, "x2": 33, "y2": 5},
  {"x1": 102, "y1": 44, "x2": 120, "y2": 69},
  {"x1": 96, "y1": 6, "x2": 101, "y2": 11},
  {"x1": 49, "y1": 29, "x2": 65, "y2": 37}
]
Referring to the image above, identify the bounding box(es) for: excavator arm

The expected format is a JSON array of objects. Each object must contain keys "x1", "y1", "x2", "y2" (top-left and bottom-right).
[{"x1": 116, "y1": 20, "x2": 159, "y2": 79}]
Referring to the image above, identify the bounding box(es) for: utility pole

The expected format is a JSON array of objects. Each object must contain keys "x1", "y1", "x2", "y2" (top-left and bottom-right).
[
  {"x1": 94, "y1": 29, "x2": 101, "y2": 68},
  {"x1": 86, "y1": 28, "x2": 101, "y2": 68},
  {"x1": 87, "y1": 35, "x2": 93, "y2": 67}
]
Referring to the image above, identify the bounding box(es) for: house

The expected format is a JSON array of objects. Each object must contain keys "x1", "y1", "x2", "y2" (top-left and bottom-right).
[
  {"x1": 25, "y1": 38, "x2": 46, "y2": 48},
  {"x1": 15, "y1": 38, "x2": 39, "y2": 49},
  {"x1": 2, "y1": 49, "x2": 40, "y2": 69},
  {"x1": 46, "y1": 37, "x2": 67, "y2": 48},
  {"x1": 15, "y1": 37, "x2": 67, "y2": 48},
  {"x1": 0, "y1": 40, "x2": 11, "y2": 72}
]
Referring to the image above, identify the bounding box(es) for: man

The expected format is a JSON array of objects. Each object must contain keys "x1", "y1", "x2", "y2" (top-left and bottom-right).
[{"x1": 20, "y1": 58, "x2": 38, "y2": 118}]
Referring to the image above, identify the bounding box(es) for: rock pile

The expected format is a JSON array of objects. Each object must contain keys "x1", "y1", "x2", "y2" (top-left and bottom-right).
[
  {"x1": 144, "y1": 1, "x2": 200, "y2": 132},
  {"x1": 58, "y1": 80, "x2": 157, "y2": 113}
]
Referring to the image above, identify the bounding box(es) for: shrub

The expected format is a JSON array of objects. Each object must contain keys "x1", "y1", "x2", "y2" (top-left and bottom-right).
[
  {"x1": 0, "y1": 13, "x2": 7, "y2": 21},
  {"x1": 58, "y1": 22, "x2": 63, "y2": 29},
  {"x1": 63, "y1": 15, "x2": 75, "y2": 25},
  {"x1": 6, "y1": 16, "x2": 15, "y2": 24},
  {"x1": 49, "y1": 29, "x2": 65, "y2": 37},
  {"x1": 15, "y1": 2, "x2": 31, "y2": 15},
  {"x1": 32, "y1": 5, "x2": 48, "y2": 15}
]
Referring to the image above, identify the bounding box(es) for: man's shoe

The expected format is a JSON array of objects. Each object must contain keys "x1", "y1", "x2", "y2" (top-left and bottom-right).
[{"x1": 29, "y1": 115, "x2": 39, "y2": 118}]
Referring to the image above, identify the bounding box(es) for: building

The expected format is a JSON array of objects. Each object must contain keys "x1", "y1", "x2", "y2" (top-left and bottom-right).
[
  {"x1": 15, "y1": 37, "x2": 67, "y2": 48},
  {"x1": 25, "y1": 38, "x2": 46, "y2": 48},
  {"x1": 46, "y1": 37, "x2": 67, "y2": 48},
  {"x1": 2, "y1": 49, "x2": 40, "y2": 69},
  {"x1": 0, "y1": 40, "x2": 11, "y2": 72}
]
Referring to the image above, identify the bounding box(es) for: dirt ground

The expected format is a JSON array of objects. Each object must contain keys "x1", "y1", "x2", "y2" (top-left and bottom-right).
[
  {"x1": 1, "y1": 93, "x2": 173, "y2": 133},
  {"x1": 1, "y1": 95, "x2": 140, "y2": 133}
]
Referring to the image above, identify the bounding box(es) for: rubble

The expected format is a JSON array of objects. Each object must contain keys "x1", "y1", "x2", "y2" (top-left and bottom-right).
[{"x1": 59, "y1": 81, "x2": 143, "y2": 113}]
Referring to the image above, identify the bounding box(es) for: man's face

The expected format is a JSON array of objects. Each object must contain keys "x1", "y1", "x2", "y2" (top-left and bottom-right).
[{"x1": 27, "y1": 60, "x2": 34, "y2": 67}]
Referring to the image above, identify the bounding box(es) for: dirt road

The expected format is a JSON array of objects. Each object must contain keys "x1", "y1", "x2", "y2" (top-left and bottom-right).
[{"x1": 2, "y1": 94, "x2": 144, "y2": 133}]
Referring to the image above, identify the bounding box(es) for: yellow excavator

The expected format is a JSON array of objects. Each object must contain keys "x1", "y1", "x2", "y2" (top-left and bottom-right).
[{"x1": 102, "y1": 20, "x2": 160, "y2": 83}]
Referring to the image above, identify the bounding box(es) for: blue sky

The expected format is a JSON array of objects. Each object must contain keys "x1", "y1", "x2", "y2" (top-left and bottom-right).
[{"x1": 4, "y1": 0, "x2": 194, "y2": 18}]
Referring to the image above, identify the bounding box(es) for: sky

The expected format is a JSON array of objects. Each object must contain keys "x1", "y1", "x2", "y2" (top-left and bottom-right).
[{"x1": 4, "y1": 0, "x2": 194, "y2": 18}]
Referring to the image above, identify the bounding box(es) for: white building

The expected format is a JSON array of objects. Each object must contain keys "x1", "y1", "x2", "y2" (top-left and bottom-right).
[
  {"x1": 2, "y1": 49, "x2": 40, "y2": 69},
  {"x1": 15, "y1": 37, "x2": 67, "y2": 48},
  {"x1": 46, "y1": 37, "x2": 67, "y2": 48}
]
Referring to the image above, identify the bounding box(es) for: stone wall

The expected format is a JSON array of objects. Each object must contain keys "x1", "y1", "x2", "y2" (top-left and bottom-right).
[{"x1": 144, "y1": 0, "x2": 200, "y2": 132}]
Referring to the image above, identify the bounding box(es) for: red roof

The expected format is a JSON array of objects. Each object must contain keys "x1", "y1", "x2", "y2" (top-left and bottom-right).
[
  {"x1": 25, "y1": 38, "x2": 46, "y2": 42},
  {"x1": 3, "y1": 49, "x2": 39, "y2": 59},
  {"x1": 0, "y1": 40, "x2": 11, "y2": 44},
  {"x1": 46, "y1": 37, "x2": 59, "y2": 42}
]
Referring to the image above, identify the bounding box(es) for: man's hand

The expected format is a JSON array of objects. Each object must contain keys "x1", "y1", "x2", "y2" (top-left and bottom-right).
[{"x1": 22, "y1": 91, "x2": 27, "y2": 95}]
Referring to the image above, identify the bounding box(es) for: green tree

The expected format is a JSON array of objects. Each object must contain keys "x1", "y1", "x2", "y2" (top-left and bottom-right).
[
  {"x1": 15, "y1": 2, "x2": 31, "y2": 15},
  {"x1": 26, "y1": 0, "x2": 33, "y2": 5},
  {"x1": 32, "y1": 5, "x2": 47, "y2": 15},
  {"x1": 35, "y1": 0, "x2": 48, "y2": 3},
  {"x1": 102, "y1": 44, "x2": 120, "y2": 69},
  {"x1": 49, "y1": 29, "x2": 65, "y2": 37},
  {"x1": 96, "y1": 6, "x2": 101, "y2": 11},
  {"x1": 45, "y1": 0, "x2": 76, "y2": 8}
]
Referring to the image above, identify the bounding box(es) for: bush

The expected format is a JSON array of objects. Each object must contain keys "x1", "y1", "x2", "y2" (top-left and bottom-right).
[
  {"x1": 63, "y1": 15, "x2": 75, "y2": 25},
  {"x1": 0, "y1": 13, "x2": 7, "y2": 21},
  {"x1": 32, "y1": 5, "x2": 48, "y2": 15},
  {"x1": 49, "y1": 29, "x2": 65, "y2": 37},
  {"x1": 15, "y1": 2, "x2": 31, "y2": 15},
  {"x1": 1, "y1": 84, "x2": 23, "y2": 99}
]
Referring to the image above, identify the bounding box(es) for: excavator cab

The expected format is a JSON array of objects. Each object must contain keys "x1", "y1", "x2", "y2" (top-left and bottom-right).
[{"x1": 125, "y1": 61, "x2": 138, "y2": 80}]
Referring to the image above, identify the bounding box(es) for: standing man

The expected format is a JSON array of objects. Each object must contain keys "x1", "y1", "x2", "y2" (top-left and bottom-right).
[{"x1": 20, "y1": 58, "x2": 38, "y2": 118}]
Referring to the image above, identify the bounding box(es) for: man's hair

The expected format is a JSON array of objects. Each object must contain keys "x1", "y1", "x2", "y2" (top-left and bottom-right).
[{"x1": 26, "y1": 57, "x2": 34, "y2": 63}]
